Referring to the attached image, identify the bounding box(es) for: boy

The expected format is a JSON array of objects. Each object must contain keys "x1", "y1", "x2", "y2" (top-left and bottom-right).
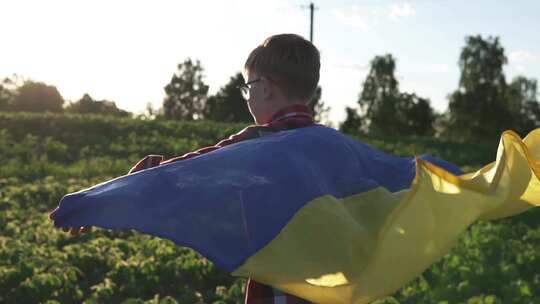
[{"x1": 52, "y1": 33, "x2": 319, "y2": 303}]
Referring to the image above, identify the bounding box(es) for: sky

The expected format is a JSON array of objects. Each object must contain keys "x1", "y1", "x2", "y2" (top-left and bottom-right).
[{"x1": 1, "y1": 0, "x2": 539, "y2": 125}]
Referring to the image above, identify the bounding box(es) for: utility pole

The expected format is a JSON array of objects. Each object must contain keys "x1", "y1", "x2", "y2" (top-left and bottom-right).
[
  {"x1": 302, "y1": 2, "x2": 317, "y2": 42},
  {"x1": 309, "y1": 2, "x2": 314, "y2": 42}
]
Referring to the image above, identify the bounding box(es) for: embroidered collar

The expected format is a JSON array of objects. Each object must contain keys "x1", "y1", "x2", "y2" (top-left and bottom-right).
[{"x1": 269, "y1": 104, "x2": 313, "y2": 123}]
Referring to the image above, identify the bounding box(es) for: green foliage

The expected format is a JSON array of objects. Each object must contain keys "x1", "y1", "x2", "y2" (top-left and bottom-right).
[
  {"x1": 0, "y1": 77, "x2": 15, "y2": 111},
  {"x1": 339, "y1": 106, "x2": 363, "y2": 134},
  {"x1": 349, "y1": 132, "x2": 495, "y2": 168},
  {"x1": 445, "y1": 35, "x2": 513, "y2": 141},
  {"x1": 11, "y1": 81, "x2": 64, "y2": 112},
  {"x1": 204, "y1": 73, "x2": 252, "y2": 123},
  {"x1": 0, "y1": 112, "x2": 244, "y2": 180},
  {"x1": 344, "y1": 54, "x2": 436, "y2": 137},
  {"x1": 395, "y1": 93, "x2": 436, "y2": 136},
  {"x1": 344, "y1": 36, "x2": 540, "y2": 142},
  {"x1": 506, "y1": 76, "x2": 540, "y2": 137},
  {"x1": 308, "y1": 86, "x2": 331, "y2": 125},
  {"x1": 394, "y1": 221, "x2": 540, "y2": 303},
  {"x1": 359, "y1": 54, "x2": 400, "y2": 133},
  {"x1": 163, "y1": 58, "x2": 209, "y2": 121},
  {"x1": 65, "y1": 93, "x2": 131, "y2": 117},
  {"x1": 0, "y1": 112, "x2": 538, "y2": 303}
]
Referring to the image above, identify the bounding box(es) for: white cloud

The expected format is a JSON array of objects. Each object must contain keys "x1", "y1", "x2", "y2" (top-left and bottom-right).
[
  {"x1": 332, "y1": 2, "x2": 416, "y2": 31},
  {"x1": 389, "y1": 2, "x2": 416, "y2": 21},
  {"x1": 509, "y1": 50, "x2": 538, "y2": 63},
  {"x1": 507, "y1": 50, "x2": 539, "y2": 76}
]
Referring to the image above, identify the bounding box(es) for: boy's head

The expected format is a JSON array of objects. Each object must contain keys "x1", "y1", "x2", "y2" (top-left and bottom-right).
[{"x1": 242, "y1": 34, "x2": 320, "y2": 124}]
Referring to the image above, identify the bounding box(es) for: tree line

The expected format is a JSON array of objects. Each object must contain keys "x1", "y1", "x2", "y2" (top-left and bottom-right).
[
  {"x1": 154, "y1": 59, "x2": 330, "y2": 124},
  {"x1": 0, "y1": 76, "x2": 130, "y2": 118},
  {"x1": 341, "y1": 35, "x2": 540, "y2": 142},
  {"x1": 1, "y1": 34, "x2": 538, "y2": 142},
  {"x1": 0, "y1": 61, "x2": 330, "y2": 124}
]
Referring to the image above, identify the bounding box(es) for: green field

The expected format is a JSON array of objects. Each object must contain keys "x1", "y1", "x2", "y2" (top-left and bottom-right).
[{"x1": 1, "y1": 112, "x2": 539, "y2": 303}]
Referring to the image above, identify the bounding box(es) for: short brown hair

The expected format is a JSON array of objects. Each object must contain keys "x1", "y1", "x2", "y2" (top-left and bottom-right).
[{"x1": 244, "y1": 34, "x2": 320, "y2": 102}]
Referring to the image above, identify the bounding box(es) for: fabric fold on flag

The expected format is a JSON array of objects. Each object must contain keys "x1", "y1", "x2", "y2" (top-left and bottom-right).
[{"x1": 52, "y1": 125, "x2": 540, "y2": 304}]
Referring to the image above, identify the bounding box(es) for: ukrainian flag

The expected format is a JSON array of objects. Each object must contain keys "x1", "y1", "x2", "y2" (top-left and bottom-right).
[{"x1": 52, "y1": 125, "x2": 540, "y2": 304}]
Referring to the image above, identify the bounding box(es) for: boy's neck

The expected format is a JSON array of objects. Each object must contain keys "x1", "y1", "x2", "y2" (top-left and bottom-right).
[{"x1": 267, "y1": 104, "x2": 312, "y2": 124}]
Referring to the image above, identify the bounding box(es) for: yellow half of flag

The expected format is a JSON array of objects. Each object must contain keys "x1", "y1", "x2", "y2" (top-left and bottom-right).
[{"x1": 232, "y1": 129, "x2": 540, "y2": 303}]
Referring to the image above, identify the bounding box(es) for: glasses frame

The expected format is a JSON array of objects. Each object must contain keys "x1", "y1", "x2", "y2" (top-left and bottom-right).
[{"x1": 238, "y1": 78, "x2": 262, "y2": 100}]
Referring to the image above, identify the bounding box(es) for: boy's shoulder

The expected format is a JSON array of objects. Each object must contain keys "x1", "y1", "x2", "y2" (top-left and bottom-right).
[
  {"x1": 213, "y1": 125, "x2": 273, "y2": 148},
  {"x1": 223, "y1": 119, "x2": 315, "y2": 145}
]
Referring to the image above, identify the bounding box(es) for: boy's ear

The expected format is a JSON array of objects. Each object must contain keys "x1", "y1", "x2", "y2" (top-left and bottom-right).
[{"x1": 261, "y1": 77, "x2": 273, "y2": 101}]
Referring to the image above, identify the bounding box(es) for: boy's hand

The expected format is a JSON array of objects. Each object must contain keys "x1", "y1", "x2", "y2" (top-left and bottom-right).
[
  {"x1": 48, "y1": 154, "x2": 164, "y2": 236},
  {"x1": 128, "y1": 155, "x2": 163, "y2": 174},
  {"x1": 48, "y1": 207, "x2": 92, "y2": 235}
]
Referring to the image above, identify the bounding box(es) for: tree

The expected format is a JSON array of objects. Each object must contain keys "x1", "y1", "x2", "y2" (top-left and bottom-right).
[
  {"x1": 341, "y1": 54, "x2": 435, "y2": 136},
  {"x1": 163, "y1": 58, "x2": 209, "y2": 120},
  {"x1": 339, "y1": 106, "x2": 362, "y2": 134},
  {"x1": 359, "y1": 54, "x2": 400, "y2": 125},
  {"x1": 341, "y1": 54, "x2": 399, "y2": 135},
  {"x1": 506, "y1": 76, "x2": 540, "y2": 136},
  {"x1": 0, "y1": 77, "x2": 15, "y2": 111},
  {"x1": 65, "y1": 93, "x2": 131, "y2": 117},
  {"x1": 396, "y1": 93, "x2": 436, "y2": 136},
  {"x1": 445, "y1": 35, "x2": 511, "y2": 141},
  {"x1": 204, "y1": 73, "x2": 252, "y2": 122},
  {"x1": 308, "y1": 86, "x2": 331, "y2": 125},
  {"x1": 11, "y1": 81, "x2": 64, "y2": 112},
  {"x1": 144, "y1": 102, "x2": 162, "y2": 120}
]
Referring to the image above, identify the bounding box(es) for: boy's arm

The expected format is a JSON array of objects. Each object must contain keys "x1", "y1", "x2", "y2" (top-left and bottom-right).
[
  {"x1": 130, "y1": 125, "x2": 264, "y2": 171},
  {"x1": 49, "y1": 125, "x2": 265, "y2": 234}
]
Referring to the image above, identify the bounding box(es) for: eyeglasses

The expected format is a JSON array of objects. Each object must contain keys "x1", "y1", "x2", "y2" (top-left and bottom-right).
[{"x1": 237, "y1": 78, "x2": 261, "y2": 100}]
